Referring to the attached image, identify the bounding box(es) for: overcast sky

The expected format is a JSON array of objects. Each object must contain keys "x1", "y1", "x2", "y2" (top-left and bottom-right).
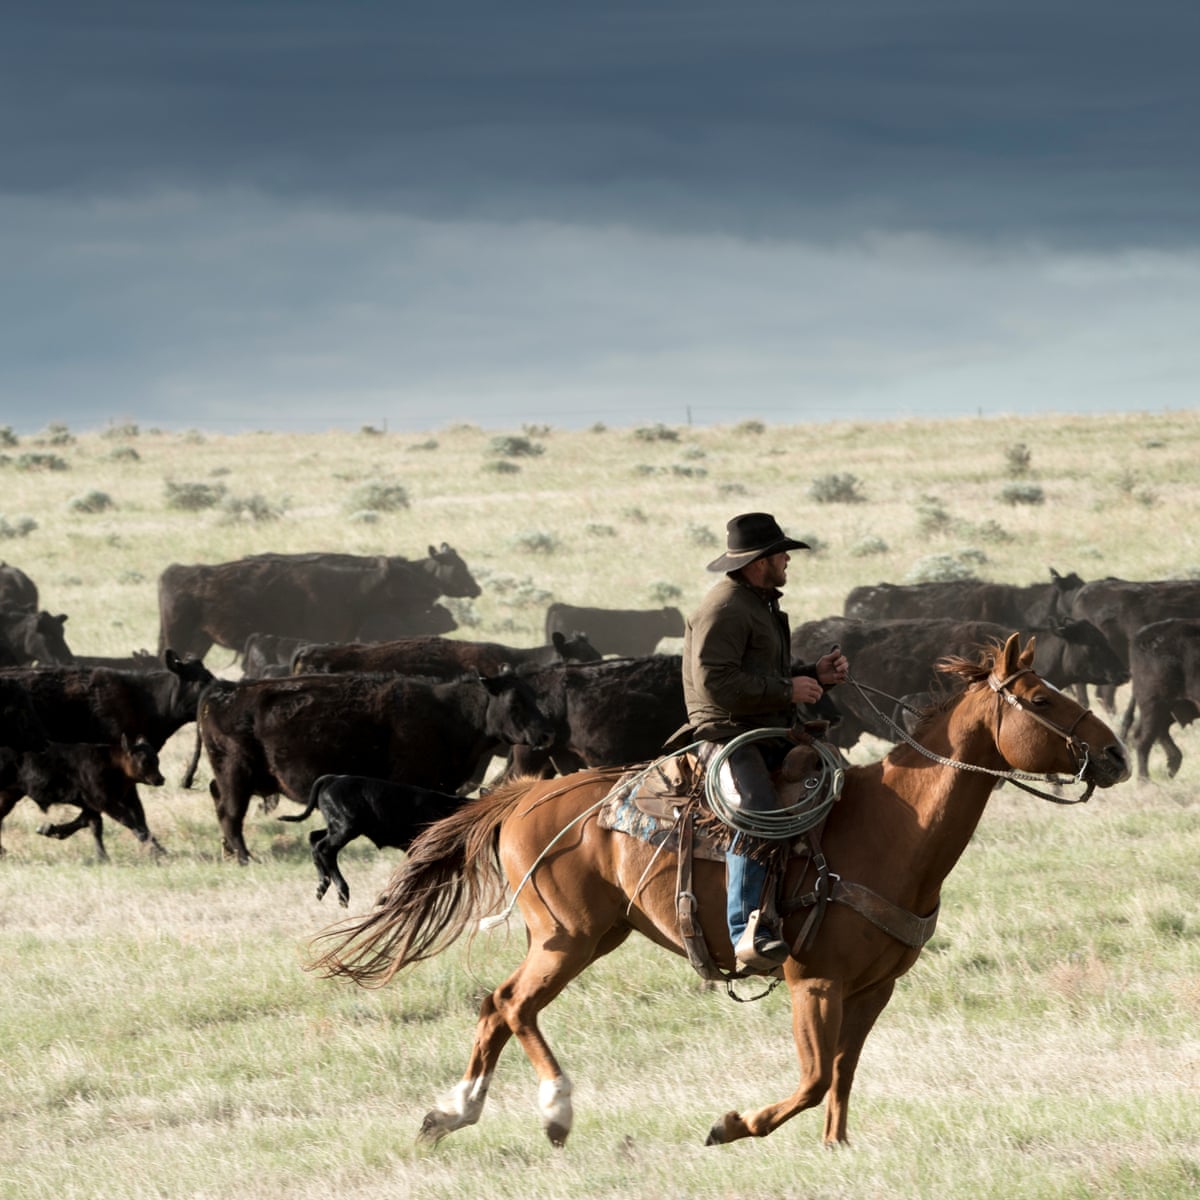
[{"x1": 3, "y1": 1, "x2": 1198, "y2": 435}]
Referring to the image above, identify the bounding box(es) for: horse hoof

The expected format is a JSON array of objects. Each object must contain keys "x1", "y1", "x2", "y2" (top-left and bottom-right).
[
  {"x1": 705, "y1": 1111, "x2": 739, "y2": 1145},
  {"x1": 417, "y1": 1111, "x2": 450, "y2": 1146}
]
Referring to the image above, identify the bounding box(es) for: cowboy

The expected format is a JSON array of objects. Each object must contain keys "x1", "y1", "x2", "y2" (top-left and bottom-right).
[{"x1": 678, "y1": 512, "x2": 848, "y2": 973}]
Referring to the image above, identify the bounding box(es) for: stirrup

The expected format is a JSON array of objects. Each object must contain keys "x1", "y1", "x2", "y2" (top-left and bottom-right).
[{"x1": 733, "y1": 909, "x2": 790, "y2": 973}]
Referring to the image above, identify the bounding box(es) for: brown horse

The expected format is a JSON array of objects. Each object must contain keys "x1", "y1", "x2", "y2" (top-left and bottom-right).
[{"x1": 310, "y1": 634, "x2": 1129, "y2": 1148}]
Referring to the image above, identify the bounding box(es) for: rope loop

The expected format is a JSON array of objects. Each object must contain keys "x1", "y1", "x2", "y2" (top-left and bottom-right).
[{"x1": 704, "y1": 727, "x2": 845, "y2": 840}]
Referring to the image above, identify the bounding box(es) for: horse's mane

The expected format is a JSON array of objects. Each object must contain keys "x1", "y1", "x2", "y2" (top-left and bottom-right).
[{"x1": 906, "y1": 640, "x2": 1005, "y2": 741}]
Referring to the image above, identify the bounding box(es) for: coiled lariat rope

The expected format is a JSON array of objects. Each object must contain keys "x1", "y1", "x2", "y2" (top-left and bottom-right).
[{"x1": 704, "y1": 727, "x2": 846, "y2": 839}]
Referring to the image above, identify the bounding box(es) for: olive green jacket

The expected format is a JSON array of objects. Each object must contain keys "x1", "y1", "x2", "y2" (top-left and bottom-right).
[{"x1": 678, "y1": 574, "x2": 815, "y2": 744}]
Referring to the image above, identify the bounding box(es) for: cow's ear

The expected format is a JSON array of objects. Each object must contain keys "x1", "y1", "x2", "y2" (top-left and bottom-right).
[
  {"x1": 552, "y1": 631, "x2": 566, "y2": 652},
  {"x1": 120, "y1": 732, "x2": 130, "y2": 752},
  {"x1": 55, "y1": 613, "x2": 68, "y2": 627},
  {"x1": 428, "y1": 544, "x2": 438, "y2": 558},
  {"x1": 164, "y1": 648, "x2": 180, "y2": 671}
]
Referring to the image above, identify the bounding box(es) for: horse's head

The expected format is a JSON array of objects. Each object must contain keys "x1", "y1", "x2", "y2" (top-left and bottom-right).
[{"x1": 944, "y1": 632, "x2": 1130, "y2": 791}]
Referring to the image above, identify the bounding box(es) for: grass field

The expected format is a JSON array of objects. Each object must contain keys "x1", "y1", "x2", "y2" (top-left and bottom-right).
[{"x1": 1, "y1": 410, "x2": 1199, "y2": 1198}]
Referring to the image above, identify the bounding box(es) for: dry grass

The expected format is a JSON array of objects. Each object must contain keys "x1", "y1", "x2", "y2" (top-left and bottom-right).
[{"x1": 2, "y1": 410, "x2": 1199, "y2": 1198}]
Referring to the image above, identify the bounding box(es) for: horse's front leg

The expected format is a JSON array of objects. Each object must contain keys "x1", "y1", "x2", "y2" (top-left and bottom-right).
[
  {"x1": 822, "y1": 978, "x2": 895, "y2": 1145},
  {"x1": 706, "y1": 975, "x2": 842, "y2": 1145}
]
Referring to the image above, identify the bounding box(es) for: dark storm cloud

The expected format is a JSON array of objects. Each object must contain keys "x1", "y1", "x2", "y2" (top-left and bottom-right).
[
  {"x1": 6, "y1": 1, "x2": 1199, "y2": 247},
  {"x1": 3, "y1": 2, "x2": 1198, "y2": 434}
]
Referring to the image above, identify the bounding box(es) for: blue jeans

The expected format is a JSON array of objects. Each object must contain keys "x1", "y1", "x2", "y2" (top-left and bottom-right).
[
  {"x1": 726, "y1": 845, "x2": 768, "y2": 946},
  {"x1": 706, "y1": 738, "x2": 787, "y2": 946}
]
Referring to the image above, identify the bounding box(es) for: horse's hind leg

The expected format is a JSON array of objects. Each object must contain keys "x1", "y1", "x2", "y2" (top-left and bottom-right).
[{"x1": 420, "y1": 927, "x2": 627, "y2": 1148}]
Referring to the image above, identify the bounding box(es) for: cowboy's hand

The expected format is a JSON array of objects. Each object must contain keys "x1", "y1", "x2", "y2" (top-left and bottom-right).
[
  {"x1": 791, "y1": 674, "x2": 824, "y2": 705},
  {"x1": 815, "y1": 650, "x2": 849, "y2": 686}
]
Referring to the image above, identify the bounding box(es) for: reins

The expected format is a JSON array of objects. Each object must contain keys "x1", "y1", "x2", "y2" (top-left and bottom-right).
[{"x1": 842, "y1": 665, "x2": 1097, "y2": 805}]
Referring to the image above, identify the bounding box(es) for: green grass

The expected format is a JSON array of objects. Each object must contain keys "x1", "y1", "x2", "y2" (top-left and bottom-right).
[{"x1": 2, "y1": 411, "x2": 1200, "y2": 1197}]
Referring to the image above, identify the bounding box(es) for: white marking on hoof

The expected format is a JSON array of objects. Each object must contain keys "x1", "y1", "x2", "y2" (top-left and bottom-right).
[
  {"x1": 419, "y1": 1073, "x2": 492, "y2": 1142},
  {"x1": 538, "y1": 1075, "x2": 573, "y2": 1145}
]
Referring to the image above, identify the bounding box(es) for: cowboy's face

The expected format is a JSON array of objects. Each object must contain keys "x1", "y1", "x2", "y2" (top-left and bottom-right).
[{"x1": 758, "y1": 550, "x2": 789, "y2": 588}]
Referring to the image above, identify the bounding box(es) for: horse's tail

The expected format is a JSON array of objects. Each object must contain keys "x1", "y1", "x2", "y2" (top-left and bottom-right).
[{"x1": 306, "y1": 777, "x2": 534, "y2": 988}]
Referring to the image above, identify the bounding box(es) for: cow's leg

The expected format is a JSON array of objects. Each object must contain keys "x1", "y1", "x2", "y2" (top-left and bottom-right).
[
  {"x1": 209, "y1": 777, "x2": 254, "y2": 864},
  {"x1": 307, "y1": 828, "x2": 335, "y2": 902},
  {"x1": 706, "y1": 975, "x2": 842, "y2": 1145},
  {"x1": 419, "y1": 925, "x2": 628, "y2": 1147},
  {"x1": 36, "y1": 809, "x2": 93, "y2": 842},
  {"x1": 313, "y1": 828, "x2": 353, "y2": 906},
  {"x1": 38, "y1": 810, "x2": 109, "y2": 861},
  {"x1": 1119, "y1": 694, "x2": 1137, "y2": 740},
  {"x1": 821, "y1": 979, "x2": 895, "y2": 1145},
  {"x1": 1134, "y1": 701, "x2": 1176, "y2": 779},
  {"x1": 1096, "y1": 684, "x2": 1118, "y2": 714}
]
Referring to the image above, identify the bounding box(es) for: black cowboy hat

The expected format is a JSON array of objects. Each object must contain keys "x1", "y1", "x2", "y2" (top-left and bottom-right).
[{"x1": 705, "y1": 512, "x2": 811, "y2": 573}]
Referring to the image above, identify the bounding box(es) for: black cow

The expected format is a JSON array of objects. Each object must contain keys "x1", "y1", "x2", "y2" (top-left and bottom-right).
[
  {"x1": 508, "y1": 655, "x2": 688, "y2": 776},
  {"x1": 157, "y1": 545, "x2": 480, "y2": 661},
  {"x1": 70, "y1": 650, "x2": 159, "y2": 672},
  {"x1": 1120, "y1": 618, "x2": 1200, "y2": 779},
  {"x1": 0, "y1": 734, "x2": 164, "y2": 860},
  {"x1": 0, "y1": 563, "x2": 37, "y2": 611},
  {"x1": 0, "y1": 650, "x2": 215, "y2": 754},
  {"x1": 0, "y1": 676, "x2": 49, "y2": 751},
  {"x1": 543, "y1": 603, "x2": 685, "y2": 657},
  {"x1": 0, "y1": 609, "x2": 75, "y2": 666},
  {"x1": 291, "y1": 630, "x2": 601, "y2": 678},
  {"x1": 355, "y1": 603, "x2": 458, "y2": 640},
  {"x1": 843, "y1": 569, "x2": 1083, "y2": 628},
  {"x1": 791, "y1": 616, "x2": 1128, "y2": 748},
  {"x1": 195, "y1": 669, "x2": 554, "y2": 864},
  {"x1": 280, "y1": 774, "x2": 463, "y2": 905},
  {"x1": 1066, "y1": 577, "x2": 1200, "y2": 711},
  {"x1": 241, "y1": 634, "x2": 307, "y2": 679}
]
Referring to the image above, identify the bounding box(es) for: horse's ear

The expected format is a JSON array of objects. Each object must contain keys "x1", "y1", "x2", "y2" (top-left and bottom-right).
[
  {"x1": 1018, "y1": 635, "x2": 1037, "y2": 671},
  {"x1": 997, "y1": 631, "x2": 1023, "y2": 677}
]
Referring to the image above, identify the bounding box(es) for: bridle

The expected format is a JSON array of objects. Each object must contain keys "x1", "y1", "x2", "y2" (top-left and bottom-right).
[{"x1": 845, "y1": 665, "x2": 1097, "y2": 805}]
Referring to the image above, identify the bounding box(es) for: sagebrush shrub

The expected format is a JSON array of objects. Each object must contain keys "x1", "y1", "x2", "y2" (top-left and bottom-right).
[
  {"x1": 222, "y1": 494, "x2": 283, "y2": 522},
  {"x1": 0, "y1": 515, "x2": 37, "y2": 539},
  {"x1": 510, "y1": 530, "x2": 559, "y2": 554},
  {"x1": 648, "y1": 581, "x2": 683, "y2": 603},
  {"x1": 905, "y1": 554, "x2": 978, "y2": 583},
  {"x1": 1000, "y1": 482, "x2": 1045, "y2": 506},
  {"x1": 17, "y1": 453, "x2": 68, "y2": 472},
  {"x1": 482, "y1": 459, "x2": 521, "y2": 474},
  {"x1": 849, "y1": 535, "x2": 889, "y2": 557},
  {"x1": 809, "y1": 473, "x2": 866, "y2": 504},
  {"x1": 1005, "y1": 442, "x2": 1032, "y2": 476},
  {"x1": 490, "y1": 435, "x2": 544, "y2": 458},
  {"x1": 69, "y1": 490, "x2": 114, "y2": 514},
  {"x1": 632, "y1": 424, "x2": 679, "y2": 442},
  {"x1": 165, "y1": 480, "x2": 225, "y2": 510},
  {"x1": 348, "y1": 481, "x2": 409, "y2": 512}
]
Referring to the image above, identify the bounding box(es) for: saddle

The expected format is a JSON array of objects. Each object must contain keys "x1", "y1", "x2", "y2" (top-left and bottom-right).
[{"x1": 598, "y1": 728, "x2": 939, "y2": 988}]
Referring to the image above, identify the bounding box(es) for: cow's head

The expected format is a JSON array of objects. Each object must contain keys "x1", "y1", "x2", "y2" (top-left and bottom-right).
[
  {"x1": 28, "y1": 611, "x2": 75, "y2": 665},
  {"x1": 552, "y1": 630, "x2": 603, "y2": 664},
  {"x1": 479, "y1": 668, "x2": 555, "y2": 750},
  {"x1": 119, "y1": 733, "x2": 166, "y2": 787},
  {"x1": 425, "y1": 543, "x2": 482, "y2": 599}
]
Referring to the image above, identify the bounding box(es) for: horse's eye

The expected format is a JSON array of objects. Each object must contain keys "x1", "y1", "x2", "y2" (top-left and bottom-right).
[{"x1": 1030, "y1": 692, "x2": 1051, "y2": 706}]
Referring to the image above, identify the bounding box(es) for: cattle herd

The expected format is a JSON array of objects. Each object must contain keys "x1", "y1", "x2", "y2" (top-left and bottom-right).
[{"x1": 1, "y1": 551, "x2": 1197, "y2": 898}]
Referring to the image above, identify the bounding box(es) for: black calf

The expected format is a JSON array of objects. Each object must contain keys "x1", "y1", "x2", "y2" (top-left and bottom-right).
[{"x1": 280, "y1": 773, "x2": 463, "y2": 905}]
